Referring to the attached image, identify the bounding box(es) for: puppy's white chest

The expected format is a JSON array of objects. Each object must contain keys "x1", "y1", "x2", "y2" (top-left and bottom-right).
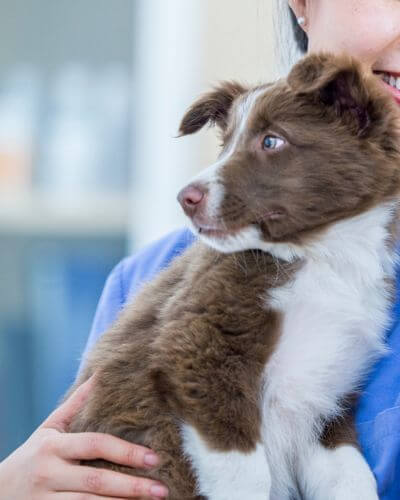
[
  {"x1": 261, "y1": 241, "x2": 392, "y2": 498},
  {"x1": 265, "y1": 256, "x2": 389, "y2": 412}
]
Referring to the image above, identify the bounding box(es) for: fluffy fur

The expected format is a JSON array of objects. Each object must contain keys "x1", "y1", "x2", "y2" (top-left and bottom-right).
[{"x1": 66, "y1": 52, "x2": 400, "y2": 499}]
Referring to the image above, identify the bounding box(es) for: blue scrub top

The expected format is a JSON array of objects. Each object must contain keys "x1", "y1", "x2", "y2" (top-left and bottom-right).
[{"x1": 79, "y1": 228, "x2": 400, "y2": 499}]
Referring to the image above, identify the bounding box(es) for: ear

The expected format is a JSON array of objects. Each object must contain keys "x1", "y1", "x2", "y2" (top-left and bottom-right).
[
  {"x1": 178, "y1": 81, "x2": 248, "y2": 136},
  {"x1": 288, "y1": 52, "x2": 372, "y2": 137}
]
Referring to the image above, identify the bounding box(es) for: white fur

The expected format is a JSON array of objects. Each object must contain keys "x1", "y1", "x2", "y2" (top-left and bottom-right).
[
  {"x1": 261, "y1": 201, "x2": 396, "y2": 498},
  {"x1": 197, "y1": 222, "x2": 304, "y2": 257},
  {"x1": 191, "y1": 223, "x2": 263, "y2": 253},
  {"x1": 181, "y1": 201, "x2": 397, "y2": 499},
  {"x1": 181, "y1": 424, "x2": 271, "y2": 500},
  {"x1": 297, "y1": 444, "x2": 378, "y2": 500}
]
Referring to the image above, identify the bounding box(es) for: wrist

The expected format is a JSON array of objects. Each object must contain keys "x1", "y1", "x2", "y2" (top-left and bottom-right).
[
  {"x1": 0, "y1": 454, "x2": 19, "y2": 499},
  {"x1": 0, "y1": 459, "x2": 9, "y2": 498}
]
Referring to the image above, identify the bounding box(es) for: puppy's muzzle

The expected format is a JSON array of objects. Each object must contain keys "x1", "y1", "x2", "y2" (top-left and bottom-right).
[{"x1": 177, "y1": 183, "x2": 208, "y2": 219}]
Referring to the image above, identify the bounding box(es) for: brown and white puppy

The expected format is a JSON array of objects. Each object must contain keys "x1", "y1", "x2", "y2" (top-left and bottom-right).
[{"x1": 68, "y1": 52, "x2": 400, "y2": 500}]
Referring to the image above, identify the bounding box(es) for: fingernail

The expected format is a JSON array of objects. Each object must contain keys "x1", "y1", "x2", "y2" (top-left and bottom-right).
[
  {"x1": 144, "y1": 453, "x2": 160, "y2": 467},
  {"x1": 150, "y1": 484, "x2": 168, "y2": 497}
]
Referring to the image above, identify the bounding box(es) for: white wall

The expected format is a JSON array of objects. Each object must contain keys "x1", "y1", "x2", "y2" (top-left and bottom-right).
[{"x1": 130, "y1": 0, "x2": 277, "y2": 250}]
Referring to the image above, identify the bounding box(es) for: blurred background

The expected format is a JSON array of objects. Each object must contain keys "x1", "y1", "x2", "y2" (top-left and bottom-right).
[{"x1": 0, "y1": 0, "x2": 277, "y2": 459}]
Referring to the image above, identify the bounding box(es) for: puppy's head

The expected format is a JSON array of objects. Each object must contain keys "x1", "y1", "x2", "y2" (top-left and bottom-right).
[{"x1": 177, "y1": 52, "x2": 400, "y2": 256}]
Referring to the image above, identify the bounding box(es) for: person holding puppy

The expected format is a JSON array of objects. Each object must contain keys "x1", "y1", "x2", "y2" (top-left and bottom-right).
[{"x1": 1, "y1": 1, "x2": 400, "y2": 499}]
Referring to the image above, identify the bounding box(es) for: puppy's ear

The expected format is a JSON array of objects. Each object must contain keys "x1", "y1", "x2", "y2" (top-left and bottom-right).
[
  {"x1": 178, "y1": 81, "x2": 247, "y2": 136},
  {"x1": 288, "y1": 52, "x2": 372, "y2": 137}
]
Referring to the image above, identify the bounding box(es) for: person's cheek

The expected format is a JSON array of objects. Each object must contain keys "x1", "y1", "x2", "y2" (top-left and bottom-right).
[
  {"x1": 308, "y1": 0, "x2": 400, "y2": 57},
  {"x1": 309, "y1": 9, "x2": 398, "y2": 69}
]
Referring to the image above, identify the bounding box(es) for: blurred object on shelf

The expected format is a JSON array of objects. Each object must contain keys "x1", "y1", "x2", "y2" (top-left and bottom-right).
[
  {"x1": 0, "y1": 189, "x2": 129, "y2": 236},
  {"x1": 35, "y1": 62, "x2": 131, "y2": 195},
  {"x1": 95, "y1": 63, "x2": 131, "y2": 192},
  {"x1": 0, "y1": 65, "x2": 40, "y2": 191},
  {"x1": 38, "y1": 63, "x2": 100, "y2": 194},
  {"x1": 0, "y1": 62, "x2": 131, "y2": 198}
]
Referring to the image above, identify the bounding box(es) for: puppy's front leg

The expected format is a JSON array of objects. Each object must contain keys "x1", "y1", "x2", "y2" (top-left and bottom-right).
[
  {"x1": 298, "y1": 443, "x2": 377, "y2": 500},
  {"x1": 297, "y1": 414, "x2": 377, "y2": 500},
  {"x1": 181, "y1": 424, "x2": 271, "y2": 500}
]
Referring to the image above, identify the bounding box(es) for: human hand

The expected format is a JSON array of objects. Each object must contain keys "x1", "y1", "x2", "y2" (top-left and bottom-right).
[{"x1": 0, "y1": 375, "x2": 169, "y2": 499}]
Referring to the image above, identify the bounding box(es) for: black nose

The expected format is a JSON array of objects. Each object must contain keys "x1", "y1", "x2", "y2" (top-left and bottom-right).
[{"x1": 177, "y1": 184, "x2": 207, "y2": 217}]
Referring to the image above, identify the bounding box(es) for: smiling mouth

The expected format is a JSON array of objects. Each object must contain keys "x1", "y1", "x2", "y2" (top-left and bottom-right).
[{"x1": 374, "y1": 71, "x2": 400, "y2": 105}]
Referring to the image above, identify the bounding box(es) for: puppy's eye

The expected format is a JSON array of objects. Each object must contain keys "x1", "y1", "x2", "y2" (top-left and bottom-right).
[{"x1": 262, "y1": 135, "x2": 285, "y2": 150}]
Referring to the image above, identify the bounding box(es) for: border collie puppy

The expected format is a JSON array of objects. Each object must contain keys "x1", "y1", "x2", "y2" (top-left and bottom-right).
[{"x1": 68, "y1": 52, "x2": 400, "y2": 500}]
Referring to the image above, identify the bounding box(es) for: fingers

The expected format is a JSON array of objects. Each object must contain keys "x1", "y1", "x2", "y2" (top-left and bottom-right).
[
  {"x1": 55, "y1": 496, "x2": 160, "y2": 500},
  {"x1": 55, "y1": 494, "x2": 158, "y2": 500},
  {"x1": 41, "y1": 376, "x2": 96, "y2": 432},
  {"x1": 57, "y1": 432, "x2": 161, "y2": 470},
  {"x1": 52, "y1": 463, "x2": 168, "y2": 498}
]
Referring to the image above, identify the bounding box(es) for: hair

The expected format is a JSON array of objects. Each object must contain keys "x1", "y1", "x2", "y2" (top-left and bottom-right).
[
  {"x1": 273, "y1": 0, "x2": 309, "y2": 77},
  {"x1": 288, "y1": 5, "x2": 309, "y2": 53}
]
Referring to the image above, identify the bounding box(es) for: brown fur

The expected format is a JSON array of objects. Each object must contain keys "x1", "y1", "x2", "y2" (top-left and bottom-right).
[
  {"x1": 70, "y1": 244, "x2": 296, "y2": 498},
  {"x1": 320, "y1": 394, "x2": 359, "y2": 450},
  {"x1": 179, "y1": 54, "x2": 400, "y2": 247},
  {"x1": 179, "y1": 80, "x2": 248, "y2": 135},
  {"x1": 66, "y1": 52, "x2": 400, "y2": 499}
]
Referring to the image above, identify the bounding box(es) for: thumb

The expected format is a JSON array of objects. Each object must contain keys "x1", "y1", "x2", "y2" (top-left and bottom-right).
[{"x1": 40, "y1": 374, "x2": 96, "y2": 433}]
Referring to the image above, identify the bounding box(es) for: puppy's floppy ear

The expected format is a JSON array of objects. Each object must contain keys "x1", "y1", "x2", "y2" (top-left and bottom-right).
[
  {"x1": 288, "y1": 52, "x2": 372, "y2": 137},
  {"x1": 178, "y1": 81, "x2": 247, "y2": 136}
]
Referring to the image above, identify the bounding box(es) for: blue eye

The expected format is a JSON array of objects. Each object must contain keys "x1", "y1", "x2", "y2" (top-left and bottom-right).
[{"x1": 262, "y1": 135, "x2": 285, "y2": 150}]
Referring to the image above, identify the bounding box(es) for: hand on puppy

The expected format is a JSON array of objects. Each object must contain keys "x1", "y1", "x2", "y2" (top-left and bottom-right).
[{"x1": 0, "y1": 375, "x2": 168, "y2": 499}]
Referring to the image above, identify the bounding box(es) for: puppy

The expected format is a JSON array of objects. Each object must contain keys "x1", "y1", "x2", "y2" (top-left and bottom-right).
[{"x1": 67, "y1": 52, "x2": 400, "y2": 500}]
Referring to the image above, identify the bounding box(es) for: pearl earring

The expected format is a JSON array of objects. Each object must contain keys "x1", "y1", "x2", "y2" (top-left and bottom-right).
[{"x1": 297, "y1": 16, "x2": 306, "y2": 26}]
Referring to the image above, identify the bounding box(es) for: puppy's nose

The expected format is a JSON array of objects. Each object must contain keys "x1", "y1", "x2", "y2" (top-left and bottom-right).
[{"x1": 177, "y1": 184, "x2": 207, "y2": 217}]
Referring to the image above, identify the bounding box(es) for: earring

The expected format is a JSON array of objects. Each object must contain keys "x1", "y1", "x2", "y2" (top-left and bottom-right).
[{"x1": 297, "y1": 16, "x2": 306, "y2": 26}]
